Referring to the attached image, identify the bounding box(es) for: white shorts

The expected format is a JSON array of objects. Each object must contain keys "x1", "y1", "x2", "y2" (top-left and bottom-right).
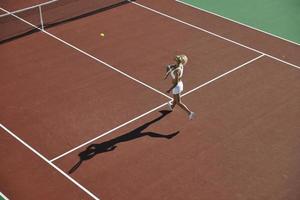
[{"x1": 172, "y1": 81, "x2": 183, "y2": 95}]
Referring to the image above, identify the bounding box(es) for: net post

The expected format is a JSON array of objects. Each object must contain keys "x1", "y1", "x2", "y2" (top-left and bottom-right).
[{"x1": 38, "y1": 5, "x2": 44, "y2": 30}]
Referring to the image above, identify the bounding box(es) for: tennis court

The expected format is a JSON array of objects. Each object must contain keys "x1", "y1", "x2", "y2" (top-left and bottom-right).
[{"x1": 1, "y1": 0, "x2": 299, "y2": 199}]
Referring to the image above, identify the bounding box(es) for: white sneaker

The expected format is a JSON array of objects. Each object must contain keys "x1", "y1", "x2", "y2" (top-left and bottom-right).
[
  {"x1": 189, "y1": 112, "x2": 195, "y2": 120},
  {"x1": 167, "y1": 101, "x2": 173, "y2": 111}
]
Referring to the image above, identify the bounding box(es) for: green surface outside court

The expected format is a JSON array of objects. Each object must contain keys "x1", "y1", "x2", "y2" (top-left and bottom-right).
[
  {"x1": 180, "y1": 0, "x2": 300, "y2": 44},
  {"x1": 0, "y1": 193, "x2": 7, "y2": 200},
  {"x1": 0, "y1": 192, "x2": 9, "y2": 200}
]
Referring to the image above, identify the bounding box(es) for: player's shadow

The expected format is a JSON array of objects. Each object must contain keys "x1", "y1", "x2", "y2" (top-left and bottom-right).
[{"x1": 69, "y1": 110, "x2": 179, "y2": 174}]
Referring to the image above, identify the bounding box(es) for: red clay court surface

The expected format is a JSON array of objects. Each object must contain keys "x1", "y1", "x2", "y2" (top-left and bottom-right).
[
  {"x1": 1, "y1": 0, "x2": 300, "y2": 200},
  {"x1": 0, "y1": 0, "x2": 49, "y2": 11},
  {"x1": 1, "y1": 0, "x2": 48, "y2": 11}
]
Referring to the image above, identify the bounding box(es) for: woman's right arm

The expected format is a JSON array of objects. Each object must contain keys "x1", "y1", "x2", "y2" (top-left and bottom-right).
[{"x1": 164, "y1": 64, "x2": 176, "y2": 80}]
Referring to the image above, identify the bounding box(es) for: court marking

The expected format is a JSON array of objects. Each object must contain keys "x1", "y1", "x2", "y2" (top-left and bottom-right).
[
  {"x1": 0, "y1": 124, "x2": 100, "y2": 200},
  {"x1": 129, "y1": 1, "x2": 300, "y2": 70},
  {"x1": 50, "y1": 102, "x2": 169, "y2": 162},
  {"x1": 175, "y1": 0, "x2": 300, "y2": 46},
  {"x1": 0, "y1": 0, "x2": 58, "y2": 17},
  {"x1": 50, "y1": 54, "x2": 264, "y2": 162},
  {"x1": 0, "y1": 5, "x2": 259, "y2": 199},
  {"x1": 0, "y1": 7, "x2": 172, "y2": 101},
  {"x1": 182, "y1": 54, "x2": 264, "y2": 96},
  {"x1": 2, "y1": 0, "x2": 298, "y2": 46},
  {"x1": 0, "y1": 192, "x2": 9, "y2": 200},
  {"x1": 0, "y1": 0, "x2": 296, "y2": 198}
]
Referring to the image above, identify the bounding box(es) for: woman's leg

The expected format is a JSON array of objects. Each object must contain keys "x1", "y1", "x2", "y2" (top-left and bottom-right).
[
  {"x1": 171, "y1": 94, "x2": 177, "y2": 109},
  {"x1": 176, "y1": 94, "x2": 192, "y2": 115}
]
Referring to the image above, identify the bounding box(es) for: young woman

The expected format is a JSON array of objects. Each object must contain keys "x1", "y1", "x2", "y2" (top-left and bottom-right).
[{"x1": 164, "y1": 55, "x2": 195, "y2": 120}]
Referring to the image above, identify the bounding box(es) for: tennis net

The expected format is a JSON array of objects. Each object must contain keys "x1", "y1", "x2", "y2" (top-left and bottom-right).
[{"x1": 0, "y1": 0, "x2": 130, "y2": 43}]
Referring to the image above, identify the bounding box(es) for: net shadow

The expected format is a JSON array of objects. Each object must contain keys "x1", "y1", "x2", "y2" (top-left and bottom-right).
[{"x1": 0, "y1": 0, "x2": 136, "y2": 44}]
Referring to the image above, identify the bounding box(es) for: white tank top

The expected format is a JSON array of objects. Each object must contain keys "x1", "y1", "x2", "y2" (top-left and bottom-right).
[{"x1": 171, "y1": 64, "x2": 184, "y2": 79}]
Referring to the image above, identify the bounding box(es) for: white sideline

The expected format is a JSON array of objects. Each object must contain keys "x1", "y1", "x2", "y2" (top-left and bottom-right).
[
  {"x1": 0, "y1": 7, "x2": 172, "y2": 101},
  {"x1": 0, "y1": 0, "x2": 58, "y2": 17},
  {"x1": 50, "y1": 54, "x2": 264, "y2": 162},
  {"x1": 183, "y1": 54, "x2": 264, "y2": 96},
  {"x1": 0, "y1": 0, "x2": 298, "y2": 198},
  {"x1": 130, "y1": 1, "x2": 300, "y2": 70},
  {"x1": 50, "y1": 102, "x2": 168, "y2": 162},
  {"x1": 176, "y1": 0, "x2": 300, "y2": 46},
  {"x1": 0, "y1": 192, "x2": 9, "y2": 200},
  {"x1": 0, "y1": 124, "x2": 100, "y2": 200}
]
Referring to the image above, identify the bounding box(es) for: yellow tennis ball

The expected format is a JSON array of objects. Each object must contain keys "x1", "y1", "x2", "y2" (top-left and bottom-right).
[{"x1": 100, "y1": 33, "x2": 105, "y2": 37}]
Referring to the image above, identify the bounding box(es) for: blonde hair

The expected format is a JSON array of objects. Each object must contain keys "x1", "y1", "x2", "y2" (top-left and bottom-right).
[{"x1": 175, "y1": 55, "x2": 188, "y2": 65}]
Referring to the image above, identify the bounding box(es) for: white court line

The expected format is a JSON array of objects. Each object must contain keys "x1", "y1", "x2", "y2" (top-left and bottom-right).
[
  {"x1": 183, "y1": 54, "x2": 264, "y2": 96},
  {"x1": 50, "y1": 54, "x2": 264, "y2": 162},
  {"x1": 129, "y1": 1, "x2": 300, "y2": 70},
  {"x1": 176, "y1": 0, "x2": 300, "y2": 46},
  {"x1": 0, "y1": 192, "x2": 9, "y2": 200},
  {"x1": 0, "y1": 0, "x2": 58, "y2": 17},
  {"x1": 51, "y1": 102, "x2": 168, "y2": 162},
  {"x1": 0, "y1": 7, "x2": 172, "y2": 101},
  {"x1": 44, "y1": 31, "x2": 172, "y2": 100},
  {"x1": 0, "y1": 124, "x2": 100, "y2": 200},
  {"x1": 0, "y1": 3, "x2": 293, "y2": 198}
]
